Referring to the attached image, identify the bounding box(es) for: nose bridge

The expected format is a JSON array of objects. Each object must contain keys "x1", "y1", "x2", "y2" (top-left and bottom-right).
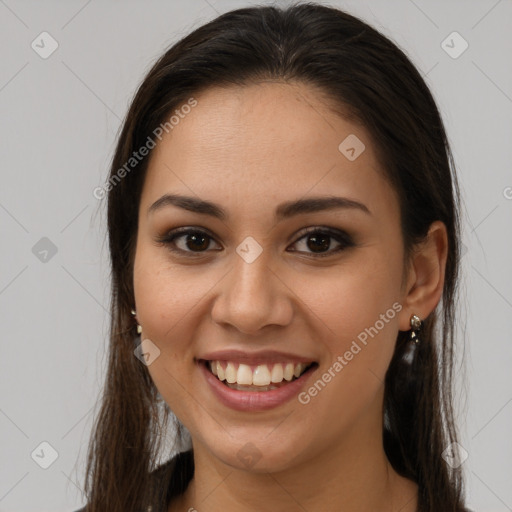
[{"x1": 211, "y1": 241, "x2": 292, "y2": 333}]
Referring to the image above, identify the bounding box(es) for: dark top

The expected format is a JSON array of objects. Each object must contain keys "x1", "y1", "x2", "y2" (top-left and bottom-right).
[
  {"x1": 73, "y1": 449, "x2": 194, "y2": 512},
  {"x1": 73, "y1": 450, "x2": 475, "y2": 511}
]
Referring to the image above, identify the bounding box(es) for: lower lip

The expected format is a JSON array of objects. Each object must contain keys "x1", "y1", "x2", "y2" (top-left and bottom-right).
[{"x1": 198, "y1": 360, "x2": 318, "y2": 412}]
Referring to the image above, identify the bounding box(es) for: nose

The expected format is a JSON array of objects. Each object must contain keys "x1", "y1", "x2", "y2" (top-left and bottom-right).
[{"x1": 210, "y1": 249, "x2": 294, "y2": 335}]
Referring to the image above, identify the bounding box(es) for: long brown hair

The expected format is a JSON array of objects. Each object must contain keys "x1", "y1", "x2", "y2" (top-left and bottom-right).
[{"x1": 83, "y1": 3, "x2": 466, "y2": 511}]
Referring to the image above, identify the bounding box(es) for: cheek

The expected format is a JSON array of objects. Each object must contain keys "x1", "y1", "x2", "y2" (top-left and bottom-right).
[
  {"x1": 301, "y1": 254, "x2": 403, "y2": 399},
  {"x1": 133, "y1": 255, "x2": 206, "y2": 356},
  {"x1": 134, "y1": 237, "x2": 403, "y2": 363},
  {"x1": 132, "y1": 247, "x2": 211, "y2": 423},
  {"x1": 133, "y1": 231, "x2": 404, "y2": 434},
  {"x1": 309, "y1": 256, "x2": 402, "y2": 341}
]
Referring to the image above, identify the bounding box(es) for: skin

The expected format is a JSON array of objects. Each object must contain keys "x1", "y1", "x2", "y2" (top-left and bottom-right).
[{"x1": 132, "y1": 81, "x2": 448, "y2": 512}]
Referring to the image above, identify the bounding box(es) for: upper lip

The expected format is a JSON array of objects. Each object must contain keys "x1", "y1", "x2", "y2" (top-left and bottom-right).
[{"x1": 197, "y1": 349, "x2": 317, "y2": 365}]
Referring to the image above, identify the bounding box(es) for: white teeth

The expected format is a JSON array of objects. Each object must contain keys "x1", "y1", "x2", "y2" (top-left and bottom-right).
[
  {"x1": 283, "y1": 363, "x2": 294, "y2": 381},
  {"x1": 216, "y1": 361, "x2": 225, "y2": 381},
  {"x1": 252, "y1": 365, "x2": 271, "y2": 386},
  {"x1": 225, "y1": 362, "x2": 237, "y2": 383},
  {"x1": 237, "y1": 364, "x2": 253, "y2": 385},
  {"x1": 270, "y1": 363, "x2": 283, "y2": 383},
  {"x1": 207, "y1": 360, "x2": 311, "y2": 387}
]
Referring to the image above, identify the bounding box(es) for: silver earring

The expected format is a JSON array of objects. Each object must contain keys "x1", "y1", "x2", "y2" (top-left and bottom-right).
[
  {"x1": 409, "y1": 314, "x2": 423, "y2": 344},
  {"x1": 403, "y1": 314, "x2": 423, "y2": 364},
  {"x1": 131, "y1": 309, "x2": 142, "y2": 334}
]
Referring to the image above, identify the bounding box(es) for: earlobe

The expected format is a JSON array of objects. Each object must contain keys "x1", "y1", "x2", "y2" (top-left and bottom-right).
[
  {"x1": 398, "y1": 221, "x2": 448, "y2": 331},
  {"x1": 131, "y1": 309, "x2": 143, "y2": 334}
]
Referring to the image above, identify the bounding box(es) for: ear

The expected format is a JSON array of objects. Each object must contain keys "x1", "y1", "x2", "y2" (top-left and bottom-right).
[{"x1": 398, "y1": 221, "x2": 448, "y2": 331}]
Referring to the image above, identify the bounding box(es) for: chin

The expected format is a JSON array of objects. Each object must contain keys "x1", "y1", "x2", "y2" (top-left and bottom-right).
[{"x1": 203, "y1": 432, "x2": 305, "y2": 474}]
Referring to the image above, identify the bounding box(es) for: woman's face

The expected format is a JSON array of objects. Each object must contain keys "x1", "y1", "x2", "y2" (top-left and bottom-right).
[{"x1": 133, "y1": 81, "x2": 409, "y2": 472}]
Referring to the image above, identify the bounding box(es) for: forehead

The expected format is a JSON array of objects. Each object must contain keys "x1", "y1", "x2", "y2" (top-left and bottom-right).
[{"x1": 141, "y1": 81, "x2": 397, "y2": 222}]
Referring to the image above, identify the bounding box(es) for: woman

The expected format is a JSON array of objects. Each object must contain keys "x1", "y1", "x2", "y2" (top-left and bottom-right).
[{"x1": 78, "y1": 3, "x2": 471, "y2": 511}]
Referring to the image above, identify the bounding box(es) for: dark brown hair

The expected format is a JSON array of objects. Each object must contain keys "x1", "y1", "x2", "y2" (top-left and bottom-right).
[{"x1": 83, "y1": 3, "x2": 466, "y2": 511}]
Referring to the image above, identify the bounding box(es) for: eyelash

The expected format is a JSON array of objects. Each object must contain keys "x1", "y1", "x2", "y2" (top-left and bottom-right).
[{"x1": 156, "y1": 226, "x2": 354, "y2": 258}]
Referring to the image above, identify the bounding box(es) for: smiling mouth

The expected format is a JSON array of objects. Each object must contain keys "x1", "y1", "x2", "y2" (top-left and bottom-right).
[{"x1": 201, "y1": 359, "x2": 318, "y2": 391}]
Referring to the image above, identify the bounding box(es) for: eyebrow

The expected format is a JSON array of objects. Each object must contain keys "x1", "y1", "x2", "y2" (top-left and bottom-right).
[{"x1": 147, "y1": 193, "x2": 371, "y2": 220}]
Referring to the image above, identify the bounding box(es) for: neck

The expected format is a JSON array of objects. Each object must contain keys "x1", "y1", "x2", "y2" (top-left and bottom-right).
[{"x1": 168, "y1": 403, "x2": 417, "y2": 512}]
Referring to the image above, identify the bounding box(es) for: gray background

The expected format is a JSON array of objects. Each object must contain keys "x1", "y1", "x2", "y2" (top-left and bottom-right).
[{"x1": 0, "y1": 0, "x2": 511, "y2": 511}]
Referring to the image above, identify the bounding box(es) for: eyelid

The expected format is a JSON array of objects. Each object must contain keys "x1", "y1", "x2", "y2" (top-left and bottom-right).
[
  {"x1": 156, "y1": 225, "x2": 354, "y2": 257},
  {"x1": 289, "y1": 226, "x2": 354, "y2": 257},
  {"x1": 155, "y1": 226, "x2": 221, "y2": 254}
]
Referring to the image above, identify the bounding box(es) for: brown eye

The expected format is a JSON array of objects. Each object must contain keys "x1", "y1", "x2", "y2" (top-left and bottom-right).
[
  {"x1": 157, "y1": 226, "x2": 354, "y2": 258},
  {"x1": 305, "y1": 233, "x2": 331, "y2": 253},
  {"x1": 289, "y1": 228, "x2": 354, "y2": 257},
  {"x1": 158, "y1": 228, "x2": 221, "y2": 255},
  {"x1": 179, "y1": 231, "x2": 211, "y2": 252}
]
